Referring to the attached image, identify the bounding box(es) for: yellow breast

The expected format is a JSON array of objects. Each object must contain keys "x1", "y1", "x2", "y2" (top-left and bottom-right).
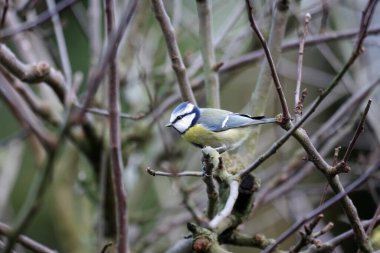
[{"x1": 183, "y1": 124, "x2": 252, "y2": 150}]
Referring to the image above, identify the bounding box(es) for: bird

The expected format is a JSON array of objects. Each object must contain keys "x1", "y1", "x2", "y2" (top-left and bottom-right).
[{"x1": 165, "y1": 101, "x2": 277, "y2": 153}]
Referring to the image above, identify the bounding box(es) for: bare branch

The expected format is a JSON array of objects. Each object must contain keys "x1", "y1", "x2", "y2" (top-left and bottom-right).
[
  {"x1": 0, "y1": 43, "x2": 66, "y2": 103},
  {"x1": 45, "y1": 0, "x2": 72, "y2": 93},
  {"x1": 0, "y1": 222, "x2": 57, "y2": 253},
  {"x1": 343, "y1": 99, "x2": 372, "y2": 163},
  {"x1": 105, "y1": 0, "x2": 128, "y2": 252},
  {"x1": 75, "y1": 0, "x2": 138, "y2": 122},
  {"x1": 151, "y1": 0, "x2": 197, "y2": 105},
  {"x1": 196, "y1": 0, "x2": 220, "y2": 108},
  {"x1": 202, "y1": 147, "x2": 219, "y2": 219},
  {"x1": 295, "y1": 13, "x2": 311, "y2": 122},
  {"x1": 0, "y1": 0, "x2": 79, "y2": 39},
  {"x1": 262, "y1": 159, "x2": 380, "y2": 253},
  {"x1": 0, "y1": 73, "x2": 56, "y2": 149},
  {"x1": 146, "y1": 167, "x2": 203, "y2": 177},
  {"x1": 245, "y1": 0, "x2": 291, "y2": 122},
  {"x1": 220, "y1": 25, "x2": 380, "y2": 74}
]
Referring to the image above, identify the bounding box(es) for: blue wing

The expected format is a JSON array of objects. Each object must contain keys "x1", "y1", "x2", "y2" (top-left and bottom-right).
[{"x1": 198, "y1": 108, "x2": 273, "y2": 132}]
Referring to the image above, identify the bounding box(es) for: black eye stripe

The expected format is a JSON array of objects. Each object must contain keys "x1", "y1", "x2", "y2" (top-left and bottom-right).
[{"x1": 173, "y1": 112, "x2": 193, "y2": 124}]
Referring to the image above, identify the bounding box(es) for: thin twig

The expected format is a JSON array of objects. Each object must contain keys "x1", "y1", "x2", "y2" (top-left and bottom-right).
[
  {"x1": 255, "y1": 107, "x2": 364, "y2": 209},
  {"x1": 148, "y1": 26, "x2": 380, "y2": 123},
  {"x1": 76, "y1": 104, "x2": 148, "y2": 120},
  {"x1": 330, "y1": 100, "x2": 372, "y2": 175},
  {"x1": 2, "y1": 134, "x2": 63, "y2": 253},
  {"x1": 262, "y1": 159, "x2": 380, "y2": 253},
  {"x1": 0, "y1": 0, "x2": 79, "y2": 39},
  {"x1": 0, "y1": 0, "x2": 8, "y2": 28},
  {"x1": 5, "y1": 74, "x2": 60, "y2": 125},
  {"x1": 46, "y1": 0, "x2": 72, "y2": 93},
  {"x1": 88, "y1": 0, "x2": 102, "y2": 64},
  {"x1": 104, "y1": 0, "x2": 128, "y2": 252},
  {"x1": 366, "y1": 203, "x2": 380, "y2": 237},
  {"x1": 75, "y1": 0, "x2": 138, "y2": 122},
  {"x1": 146, "y1": 167, "x2": 203, "y2": 177},
  {"x1": 0, "y1": 73, "x2": 56, "y2": 149},
  {"x1": 343, "y1": 99, "x2": 372, "y2": 163},
  {"x1": 179, "y1": 185, "x2": 206, "y2": 225},
  {"x1": 290, "y1": 214, "x2": 325, "y2": 253},
  {"x1": 220, "y1": 25, "x2": 380, "y2": 74},
  {"x1": 311, "y1": 77, "x2": 380, "y2": 145},
  {"x1": 263, "y1": 1, "x2": 378, "y2": 250},
  {"x1": 151, "y1": 0, "x2": 197, "y2": 105},
  {"x1": 100, "y1": 242, "x2": 113, "y2": 253},
  {"x1": 294, "y1": 13, "x2": 311, "y2": 122},
  {"x1": 196, "y1": 0, "x2": 220, "y2": 108},
  {"x1": 245, "y1": 0, "x2": 291, "y2": 122},
  {"x1": 0, "y1": 222, "x2": 57, "y2": 253},
  {"x1": 187, "y1": 3, "x2": 245, "y2": 77}
]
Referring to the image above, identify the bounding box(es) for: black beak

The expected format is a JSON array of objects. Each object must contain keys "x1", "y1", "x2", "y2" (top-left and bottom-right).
[{"x1": 165, "y1": 122, "x2": 172, "y2": 127}]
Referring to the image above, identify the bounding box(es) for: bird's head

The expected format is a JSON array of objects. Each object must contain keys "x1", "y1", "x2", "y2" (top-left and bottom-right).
[{"x1": 166, "y1": 101, "x2": 200, "y2": 134}]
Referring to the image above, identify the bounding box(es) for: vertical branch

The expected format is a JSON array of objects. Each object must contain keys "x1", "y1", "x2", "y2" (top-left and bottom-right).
[
  {"x1": 342, "y1": 100, "x2": 371, "y2": 163},
  {"x1": 195, "y1": 0, "x2": 220, "y2": 108},
  {"x1": 151, "y1": 0, "x2": 197, "y2": 105},
  {"x1": 76, "y1": 0, "x2": 138, "y2": 121},
  {"x1": 202, "y1": 147, "x2": 220, "y2": 220},
  {"x1": 46, "y1": 0, "x2": 72, "y2": 92},
  {"x1": 0, "y1": 0, "x2": 8, "y2": 28},
  {"x1": 244, "y1": 0, "x2": 290, "y2": 160},
  {"x1": 88, "y1": 0, "x2": 102, "y2": 64},
  {"x1": 294, "y1": 13, "x2": 311, "y2": 122},
  {"x1": 246, "y1": 0, "x2": 291, "y2": 121},
  {"x1": 104, "y1": 0, "x2": 128, "y2": 252}
]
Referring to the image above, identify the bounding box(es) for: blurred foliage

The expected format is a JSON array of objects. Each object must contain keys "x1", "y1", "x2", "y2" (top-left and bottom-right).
[{"x1": 0, "y1": 0, "x2": 379, "y2": 253}]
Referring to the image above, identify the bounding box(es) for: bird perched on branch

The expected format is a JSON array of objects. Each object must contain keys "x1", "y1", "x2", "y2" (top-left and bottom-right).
[{"x1": 166, "y1": 101, "x2": 277, "y2": 153}]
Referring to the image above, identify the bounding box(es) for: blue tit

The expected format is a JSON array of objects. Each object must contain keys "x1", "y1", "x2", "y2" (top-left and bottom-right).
[{"x1": 165, "y1": 101, "x2": 277, "y2": 153}]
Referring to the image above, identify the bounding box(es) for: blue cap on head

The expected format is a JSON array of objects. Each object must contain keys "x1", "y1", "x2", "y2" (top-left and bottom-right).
[
  {"x1": 167, "y1": 101, "x2": 200, "y2": 131},
  {"x1": 173, "y1": 101, "x2": 192, "y2": 115}
]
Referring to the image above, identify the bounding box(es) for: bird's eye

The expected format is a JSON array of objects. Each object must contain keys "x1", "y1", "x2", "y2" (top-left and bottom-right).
[{"x1": 176, "y1": 115, "x2": 183, "y2": 121}]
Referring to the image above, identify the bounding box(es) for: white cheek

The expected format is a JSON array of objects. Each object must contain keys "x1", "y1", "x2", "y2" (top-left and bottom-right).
[
  {"x1": 170, "y1": 103, "x2": 194, "y2": 122},
  {"x1": 173, "y1": 114, "x2": 195, "y2": 133}
]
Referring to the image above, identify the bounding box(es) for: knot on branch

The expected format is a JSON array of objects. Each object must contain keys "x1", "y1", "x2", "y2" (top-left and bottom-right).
[
  {"x1": 295, "y1": 88, "x2": 307, "y2": 119},
  {"x1": 193, "y1": 238, "x2": 212, "y2": 253},
  {"x1": 329, "y1": 161, "x2": 351, "y2": 176},
  {"x1": 212, "y1": 62, "x2": 224, "y2": 72},
  {"x1": 23, "y1": 62, "x2": 50, "y2": 83},
  {"x1": 187, "y1": 223, "x2": 219, "y2": 253}
]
